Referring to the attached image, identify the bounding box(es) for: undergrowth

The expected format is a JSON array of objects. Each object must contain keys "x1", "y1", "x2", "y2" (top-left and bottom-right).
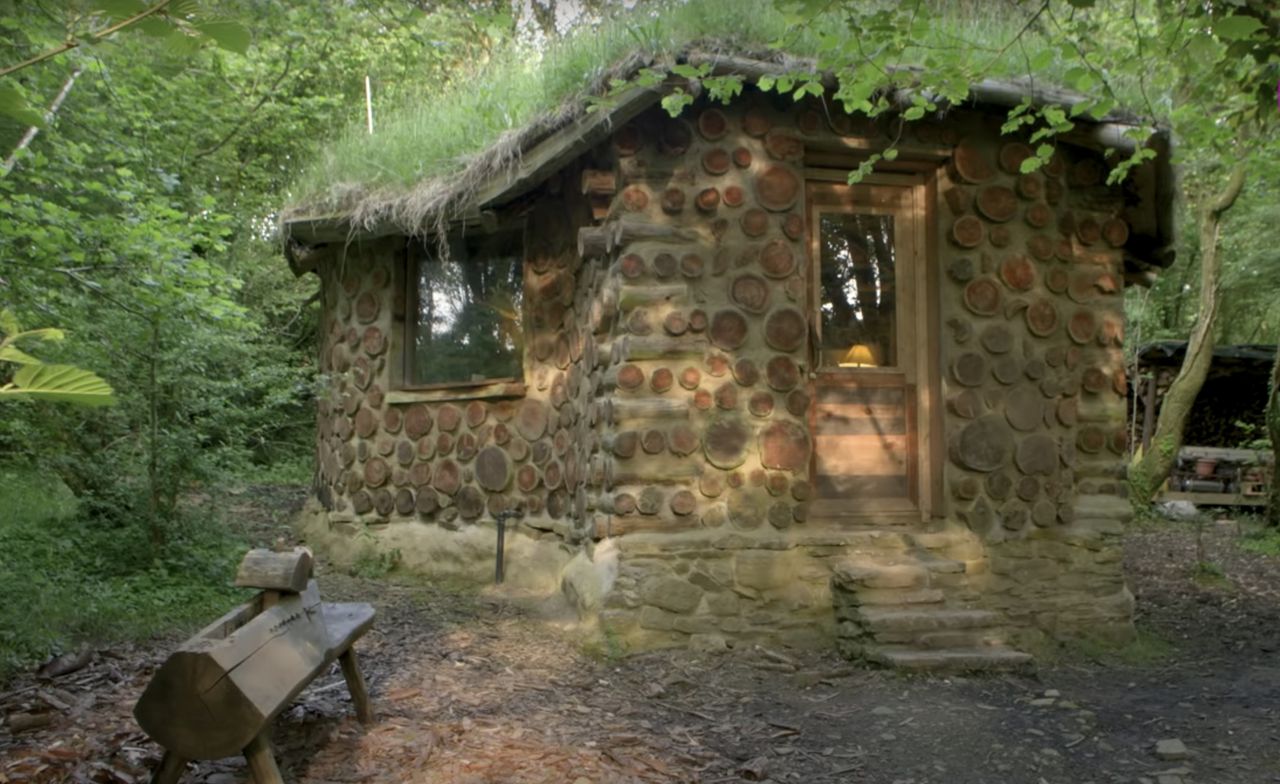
[
  {"x1": 1240, "y1": 525, "x2": 1280, "y2": 556},
  {"x1": 1058, "y1": 628, "x2": 1175, "y2": 666},
  {"x1": 0, "y1": 465, "x2": 251, "y2": 683}
]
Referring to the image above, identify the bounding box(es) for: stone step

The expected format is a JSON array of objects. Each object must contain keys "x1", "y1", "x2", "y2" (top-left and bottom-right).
[
  {"x1": 909, "y1": 533, "x2": 987, "y2": 562},
  {"x1": 832, "y1": 555, "x2": 968, "y2": 590},
  {"x1": 854, "y1": 607, "x2": 1002, "y2": 634},
  {"x1": 832, "y1": 561, "x2": 928, "y2": 590},
  {"x1": 839, "y1": 587, "x2": 946, "y2": 607},
  {"x1": 916, "y1": 629, "x2": 1010, "y2": 649},
  {"x1": 866, "y1": 645, "x2": 1034, "y2": 672}
]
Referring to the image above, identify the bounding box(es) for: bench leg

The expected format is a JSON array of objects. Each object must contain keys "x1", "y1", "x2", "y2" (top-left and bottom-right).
[
  {"x1": 150, "y1": 750, "x2": 189, "y2": 784},
  {"x1": 244, "y1": 732, "x2": 284, "y2": 784},
  {"x1": 339, "y1": 647, "x2": 373, "y2": 724}
]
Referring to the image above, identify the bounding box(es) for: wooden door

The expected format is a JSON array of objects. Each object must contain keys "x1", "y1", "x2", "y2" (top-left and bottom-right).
[{"x1": 807, "y1": 177, "x2": 932, "y2": 519}]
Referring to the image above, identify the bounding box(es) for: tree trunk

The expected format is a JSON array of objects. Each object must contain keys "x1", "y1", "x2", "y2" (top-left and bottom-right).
[
  {"x1": 1129, "y1": 164, "x2": 1248, "y2": 504},
  {"x1": 2, "y1": 67, "x2": 81, "y2": 176},
  {"x1": 1267, "y1": 343, "x2": 1280, "y2": 526}
]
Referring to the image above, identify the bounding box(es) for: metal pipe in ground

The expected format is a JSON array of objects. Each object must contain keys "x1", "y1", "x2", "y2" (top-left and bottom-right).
[{"x1": 495, "y1": 511, "x2": 518, "y2": 584}]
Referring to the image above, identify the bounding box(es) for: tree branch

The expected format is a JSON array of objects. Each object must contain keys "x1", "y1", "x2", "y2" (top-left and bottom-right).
[
  {"x1": 193, "y1": 46, "x2": 295, "y2": 159},
  {"x1": 2, "y1": 67, "x2": 82, "y2": 176},
  {"x1": 0, "y1": 0, "x2": 172, "y2": 79}
]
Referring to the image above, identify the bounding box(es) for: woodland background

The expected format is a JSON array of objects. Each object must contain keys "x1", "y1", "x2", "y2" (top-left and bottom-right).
[{"x1": 0, "y1": 0, "x2": 1276, "y2": 680}]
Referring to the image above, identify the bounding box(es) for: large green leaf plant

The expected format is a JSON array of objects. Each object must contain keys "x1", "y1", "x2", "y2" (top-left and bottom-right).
[{"x1": 0, "y1": 311, "x2": 113, "y2": 406}]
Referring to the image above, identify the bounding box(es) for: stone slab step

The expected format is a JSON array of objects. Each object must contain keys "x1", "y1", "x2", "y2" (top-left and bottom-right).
[
  {"x1": 916, "y1": 629, "x2": 1010, "y2": 649},
  {"x1": 832, "y1": 561, "x2": 927, "y2": 589},
  {"x1": 836, "y1": 587, "x2": 946, "y2": 607},
  {"x1": 866, "y1": 645, "x2": 1034, "y2": 671},
  {"x1": 854, "y1": 607, "x2": 1001, "y2": 633}
]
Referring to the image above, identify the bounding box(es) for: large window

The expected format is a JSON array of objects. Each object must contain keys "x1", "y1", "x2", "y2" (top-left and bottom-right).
[{"x1": 406, "y1": 229, "x2": 524, "y2": 387}]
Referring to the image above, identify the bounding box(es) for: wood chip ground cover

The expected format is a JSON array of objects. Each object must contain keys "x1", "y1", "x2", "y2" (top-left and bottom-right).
[{"x1": 3, "y1": 499, "x2": 1280, "y2": 783}]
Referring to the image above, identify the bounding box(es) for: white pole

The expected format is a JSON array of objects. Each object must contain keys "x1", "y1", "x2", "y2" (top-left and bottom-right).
[{"x1": 365, "y1": 75, "x2": 374, "y2": 135}]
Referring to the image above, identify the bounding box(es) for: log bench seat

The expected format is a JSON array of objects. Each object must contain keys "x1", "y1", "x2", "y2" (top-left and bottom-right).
[{"x1": 134, "y1": 548, "x2": 376, "y2": 784}]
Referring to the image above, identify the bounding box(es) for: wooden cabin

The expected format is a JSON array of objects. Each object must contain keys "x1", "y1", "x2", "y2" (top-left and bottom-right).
[{"x1": 283, "y1": 55, "x2": 1174, "y2": 667}]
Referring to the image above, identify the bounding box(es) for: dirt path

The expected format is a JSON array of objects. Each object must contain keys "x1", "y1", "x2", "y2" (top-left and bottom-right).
[{"x1": 4, "y1": 499, "x2": 1280, "y2": 783}]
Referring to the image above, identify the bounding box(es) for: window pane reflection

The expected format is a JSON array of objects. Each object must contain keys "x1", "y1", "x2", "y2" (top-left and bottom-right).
[
  {"x1": 410, "y1": 230, "x2": 523, "y2": 386},
  {"x1": 818, "y1": 212, "x2": 897, "y2": 368}
]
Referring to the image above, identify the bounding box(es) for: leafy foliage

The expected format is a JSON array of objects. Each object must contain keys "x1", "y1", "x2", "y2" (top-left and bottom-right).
[
  {"x1": 0, "y1": 311, "x2": 115, "y2": 405},
  {"x1": 0, "y1": 466, "x2": 249, "y2": 680}
]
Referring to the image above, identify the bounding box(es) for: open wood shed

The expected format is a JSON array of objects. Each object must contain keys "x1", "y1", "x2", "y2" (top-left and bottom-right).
[{"x1": 282, "y1": 50, "x2": 1174, "y2": 667}]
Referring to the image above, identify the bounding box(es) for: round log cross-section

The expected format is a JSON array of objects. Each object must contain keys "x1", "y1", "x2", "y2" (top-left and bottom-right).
[
  {"x1": 731, "y1": 274, "x2": 771, "y2": 314},
  {"x1": 759, "y1": 240, "x2": 797, "y2": 279},
  {"x1": 749, "y1": 391, "x2": 775, "y2": 417},
  {"x1": 950, "y1": 216, "x2": 985, "y2": 248},
  {"x1": 976, "y1": 185, "x2": 1018, "y2": 222},
  {"x1": 759, "y1": 421, "x2": 809, "y2": 472},
  {"x1": 704, "y1": 416, "x2": 751, "y2": 469},
  {"x1": 979, "y1": 324, "x2": 1014, "y2": 354},
  {"x1": 764, "y1": 308, "x2": 807, "y2": 352},
  {"x1": 955, "y1": 415, "x2": 1015, "y2": 472},
  {"x1": 999, "y1": 255, "x2": 1036, "y2": 291},
  {"x1": 951, "y1": 352, "x2": 987, "y2": 387},
  {"x1": 754, "y1": 165, "x2": 801, "y2": 211},
  {"x1": 1005, "y1": 386, "x2": 1043, "y2": 432},
  {"x1": 1015, "y1": 434, "x2": 1058, "y2": 475},
  {"x1": 710, "y1": 309, "x2": 750, "y2": 350},
  {"x1": 437, "y1": 404, "x2": 462, "y2": 433},
  {"x1": 697, "y1": 109, "x2": 728, "y2": 140},
  {"x1": 702, "y1": 148, "x2": 731, "y2": 175},
  {"x1": 1067, "y1": 309, "x2": 1098, "y2": 344},
  {"x1": 999, "y1": 142, "x2": 1034, "y2": 175},
  {"x1": 963, "y1": 278, "x2": 1001, "y2": 316},
  {"x1": 732, "y1": 358, "x2": 760, "y2": 387},
  {"x1": 516, "y1": 400, "x2": 549, "y2": 441},
  {"x1": 1025, "y1": 298, "x2": 1059, "y2": 337},
  {"x1": 741, "y1": 208, "x2": 769, "y2": 237},
  {"x1": 765, "y1": 355, "x2": 801, "y2": 391},
  {"x1": 952, "y1": 139, "x2": 996, "y2": 183},
  {"x1": 475, "y1": 446, "x2": 512, "y2": 492}
]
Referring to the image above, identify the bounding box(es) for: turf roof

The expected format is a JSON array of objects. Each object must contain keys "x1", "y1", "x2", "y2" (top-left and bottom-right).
[{"x1": 283, "y1": 0, "x2": 1155, "y2": 239}]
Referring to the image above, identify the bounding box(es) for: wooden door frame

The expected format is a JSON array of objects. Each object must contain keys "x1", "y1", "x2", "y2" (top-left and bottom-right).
[{"x1": 803, "y1": 165, "x2": 943, "y2": 522}]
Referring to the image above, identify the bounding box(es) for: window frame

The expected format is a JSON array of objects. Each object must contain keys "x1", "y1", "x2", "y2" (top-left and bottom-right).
[{"x1": 394, "y1": 227, "x2": 528, "y2": 400}]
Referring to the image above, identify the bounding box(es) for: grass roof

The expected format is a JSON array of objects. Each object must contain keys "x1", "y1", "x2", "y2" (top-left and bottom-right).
[{"x1": 285, "y1": 0, "x2": 1153, "y2": 236}]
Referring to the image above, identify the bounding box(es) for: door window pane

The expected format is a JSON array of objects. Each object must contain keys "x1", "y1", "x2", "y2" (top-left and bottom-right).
[
  {"x1": 409, "y1": 230, "x2": 523, "y2": 386},
  {"x1": 817, "y1": 212, "x2": 897, "y2": 368}
]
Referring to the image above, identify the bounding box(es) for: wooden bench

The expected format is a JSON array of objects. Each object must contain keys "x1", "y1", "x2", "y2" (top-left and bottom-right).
[{"x1": 134, "y1": 547, "x2": 376, "y2": 784}]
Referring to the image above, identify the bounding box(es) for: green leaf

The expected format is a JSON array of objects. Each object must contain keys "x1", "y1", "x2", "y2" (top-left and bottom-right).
[
  {"x1": 197, "y1": 21, "x2": 251, "y2": 54},
  {"x1": 2, "y1": 364, "x2": 115, "y2": 406},
  {"x1": 882, "y1": 148, "x2": 899, "y2": 161},
  {"x1": 92, "y1": 0, "x2": 146, "y2": 18},
  {"x1": 0, "y1": 85, "x2": 45, "y2": 128},
  {"x1": 1213, "y1": 15, "x2": 1263, "y2": 41},
  {"x1": 0, "y1": 310, "x2": 20, "y2": 338},
  {"x1": 660, "y1": 91, "x2": 693, "y2": 117},
  {"x1": 0, "y1": 346, "x2": 41, "y2": 365},
  {"x1": 903, "y1": 106, "x2": 925, "y2": 121},
  {"x1": 1029, "y1": 50, "x2": 1055, "y2": 72},
  {"x1": 11, "y1": 327, "x2": 66, "y2": 344},
  {"x1": 757, "y1": 75, "x2": 776, "y2": 92},
  {"x1": 1019, "y1": 156, "x2": 1043, "y2": 174}
]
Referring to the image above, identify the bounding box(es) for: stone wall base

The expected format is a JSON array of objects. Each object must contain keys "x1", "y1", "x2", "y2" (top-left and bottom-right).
[{"x1": 295, "y1": 500, "x2": 575, "y2": 594}]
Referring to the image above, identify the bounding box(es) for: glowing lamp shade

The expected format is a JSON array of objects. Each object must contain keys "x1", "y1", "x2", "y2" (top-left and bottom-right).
[{"x1": 840, "y1": 343, "x2": 878, "y2": 368}]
